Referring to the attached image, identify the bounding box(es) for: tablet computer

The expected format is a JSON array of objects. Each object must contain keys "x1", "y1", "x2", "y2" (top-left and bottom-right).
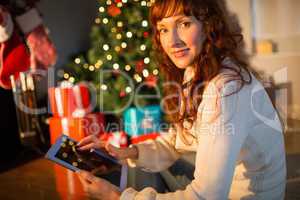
[{"x1": 45, "y1": 134, "x2": 127, "y2": 190}]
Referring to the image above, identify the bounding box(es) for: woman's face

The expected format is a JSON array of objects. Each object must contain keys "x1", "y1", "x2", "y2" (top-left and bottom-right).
[{"x1": 157, "y1": 14, "x2": 205, "y2": 69}]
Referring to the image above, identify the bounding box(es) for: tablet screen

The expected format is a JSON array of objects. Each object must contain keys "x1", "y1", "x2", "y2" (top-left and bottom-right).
[
  {"x1": 54, "y1": 136, "x2": 119, "y2": 173},
  {"x1": 45, "y1": 135, "x2": 127, "y2": 189}
]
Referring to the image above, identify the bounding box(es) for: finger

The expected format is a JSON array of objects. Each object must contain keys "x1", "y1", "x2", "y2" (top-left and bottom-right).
[
  {"x1": 77, "y1": 177, "x2": 89, "y2": 192},
  {"x1": 77, "y1": 138, "x2": 106, "y2": 151},
  {"x1": 77, "y1": 170, "x2": 97, "y2": 184},
  {"x1": 76, "y1": 170, "x2": 91, "y2": 191},
  {"x1": 119, "y1": 159, "x2": 128, "y2": 166},
  {"x1": 78, "y1": 141, "x2": 106, "y2": 151},
  {"x1": 91, "y1": 165, "x2": 108, "y2": 175},
  {"x1": 77, "y1": 135, "x2": 97, "y2": 147},
  {"x1": 106, "y1": 144, "x2": 120, "y2": 157},
  {"x1": 77, "y1": 143, "x2": 99, "y2": 151},
  {"x1": 107, "y1": 144, "x2": 129, "y2": 160}
]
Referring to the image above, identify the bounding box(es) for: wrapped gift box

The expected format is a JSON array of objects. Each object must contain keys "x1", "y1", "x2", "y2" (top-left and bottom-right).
[
  {"x1": 48, "y1": 83, "x2": 91, "y2": 118},
  {"x1": 130, "y1": 132, "x2": 160, "y2": 144},
  {"x1": 53, "y1": 156, "x2": 128, "y2": 200},
  {"x1": 123, "y1": 105, "x2": 161, "y2": 137},
  {"x1": 49, "y1": 112, "x2": 105, "y2": 144},
  {"x1": 54, "y1": 165, "x2": 85, "y2": 200}
]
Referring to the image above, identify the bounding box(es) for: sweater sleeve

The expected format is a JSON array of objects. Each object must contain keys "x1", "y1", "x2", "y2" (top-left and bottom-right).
[
  {"x1": 126, "y1": 128, "x2": 182, "y2": 172},
  {"x1": 121, "y1": 80, "x2": 249, "y2": 200}
]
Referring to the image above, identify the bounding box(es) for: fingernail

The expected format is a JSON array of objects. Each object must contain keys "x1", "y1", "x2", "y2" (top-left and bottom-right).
[
  {"x1": 109, "y1": 152, "x2": 116, "y2": 157},
  {"x1": 75, "y1": 146, "x2": 82, "y2": 151}
]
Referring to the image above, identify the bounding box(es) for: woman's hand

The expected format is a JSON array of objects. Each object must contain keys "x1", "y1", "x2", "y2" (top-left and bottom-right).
[
  {"x1": 76, "y1": 170, "x2": 120, "y2": 200},
  {"x1": 77, "y1": 135, "x2": 139, "y2": 165},
  {"x1": 77, "y1": 134, "x2": 107, "y2": 150}
]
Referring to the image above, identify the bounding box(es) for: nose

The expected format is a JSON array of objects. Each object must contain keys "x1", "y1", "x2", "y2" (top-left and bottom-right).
[{"x1": 167, "y1": 28, "x2": 183, "y2": 48}]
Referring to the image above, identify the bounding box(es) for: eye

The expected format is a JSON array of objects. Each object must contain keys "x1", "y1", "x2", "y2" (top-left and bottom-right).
[
  {"x1": 180, "y1": 21, "x2": 191, "y2": 28},
  {"x1": 158, "y1": 28, "x2": 168, "y2": 34}
]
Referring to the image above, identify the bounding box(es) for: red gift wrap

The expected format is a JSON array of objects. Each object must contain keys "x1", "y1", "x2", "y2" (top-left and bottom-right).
[
  {"x1": 53, "y1": 165, "x2": 85, "y2": 200},
  {"x1": 49, "y1": 113, "x2": 105, "y2": 145},
  {"x1": 130, "y1": 132, "x2": 160, "y2": 144},
  {"x1": 48, "y1": 83, "x2": 91, "y2": 117}
]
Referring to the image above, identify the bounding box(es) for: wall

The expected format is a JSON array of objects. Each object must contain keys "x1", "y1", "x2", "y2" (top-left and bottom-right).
[
  {"x1": 252, "y1": 0, "x2": 300, "y2": 53},
  {"x1": 226, "y1": 0, "x2": 300, "y2": 121},
  {"x1": 226, "y1": 0, "x2": 253, "y2": 53},
  {"x1": 37, "y1": 0, "x2": 98, "y2": 67}
]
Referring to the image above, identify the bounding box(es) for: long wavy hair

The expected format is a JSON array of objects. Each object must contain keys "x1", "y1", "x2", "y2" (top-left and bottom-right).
[{"x1": 150, "y1": 0, "x2": 252, "y2": 143}]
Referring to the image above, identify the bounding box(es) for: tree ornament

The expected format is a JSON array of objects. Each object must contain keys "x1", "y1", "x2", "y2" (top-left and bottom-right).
[
  {"x1": 112, "y1": 69, "x2": 120, "y2": 76},
  {"x1": 135, "y1": 60, "x2": 144, "y2": 73},
  {"x1": 119, "y1": 90, "x2": 126, "y2": 98},
  {"x1": 145, "y1": 75, "x2": 157, "y2": 88},
  {"x1": 108, "y1": 4, "x2": 121, "y2": 17},
  {"x1": 143, "y1": 31, "x2": 149, "y2": 38}
]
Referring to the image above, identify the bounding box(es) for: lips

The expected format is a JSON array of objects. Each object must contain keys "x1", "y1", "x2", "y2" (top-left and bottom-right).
[{"x1": 172, "y1": 49, "x2": 189, "y2": 58}]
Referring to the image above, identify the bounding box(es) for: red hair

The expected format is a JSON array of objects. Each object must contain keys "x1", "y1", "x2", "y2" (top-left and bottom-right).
[{"x1": 150, "y1": 0, "x2": 252, "y2": 143}]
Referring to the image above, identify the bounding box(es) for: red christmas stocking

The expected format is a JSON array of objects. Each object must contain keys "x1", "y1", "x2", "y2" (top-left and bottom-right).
[
  {"x1": 27, "y1": 25, "x2": 57, "y2": 70},
  {"x1": 16, "y1": 8, "x2": 57, "y2": 70},
  {"x1": 0, "y1": 30, "x2": 30, "y2": 89},
  {"x1": 0, "y1": 7, "x2": 30, "y2": 89}
]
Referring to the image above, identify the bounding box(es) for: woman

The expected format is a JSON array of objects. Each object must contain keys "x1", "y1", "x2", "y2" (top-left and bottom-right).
[{"x1": 76, "y1": 0, "x2": 286, "y2": 199}]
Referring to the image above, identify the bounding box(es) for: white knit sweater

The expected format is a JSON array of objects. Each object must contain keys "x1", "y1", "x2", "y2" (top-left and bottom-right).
[{"x1": 121, "y1": 61, "x2": 286, "y2": 200}]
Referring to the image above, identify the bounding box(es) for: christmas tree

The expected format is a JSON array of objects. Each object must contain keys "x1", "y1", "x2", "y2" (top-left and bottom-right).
[{"x1": 62, "y1": 0, "x2": 161, "y2": 115}]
